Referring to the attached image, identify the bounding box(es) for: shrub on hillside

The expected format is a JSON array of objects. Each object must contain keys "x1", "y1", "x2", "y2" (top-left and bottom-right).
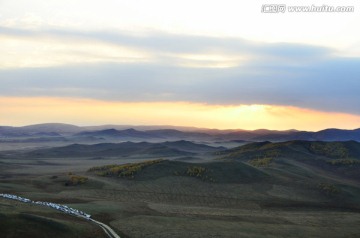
[
  {"x1": 318, "y1": 183, "x2": 340, "y2": 195},
  {"x1": 88, "y1": 159, "x2": 163, "y2": 179},
  {"x1": 310, "y1": 142, "x2": 349, "y2": 158},
  {"x1": 327, "y1": 159, "x2": 360, "y2": 166},
  {"x1": 184, "y1": 166, "x2": 214, "y2": 182},
  {"x1": 249, "y1": 157, "x2": 273, "y2": 167},
  {"x1": 65, "y1": 175, "x2": 88, "y2": 186},
  {"x1": 186, "y1": 166, "x2": 206, "y2": 177}
]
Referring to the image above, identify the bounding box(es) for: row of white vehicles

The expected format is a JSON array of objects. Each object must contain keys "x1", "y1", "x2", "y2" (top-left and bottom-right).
[{"x1": 0, "y1": 193, "x2": 91, "y2": 219}]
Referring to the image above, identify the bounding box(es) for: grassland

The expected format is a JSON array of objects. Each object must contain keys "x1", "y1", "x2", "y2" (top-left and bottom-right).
[
  {"x1": 0, "y1": 198, "x2": 106, "y2": 238},
  {"x1": 1, "y1": 140, "x2": 360, "y2": 237}
]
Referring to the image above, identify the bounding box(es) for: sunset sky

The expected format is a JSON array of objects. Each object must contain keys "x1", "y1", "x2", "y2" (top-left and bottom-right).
[{"x1": 1, "y1": 0, "x2": 360, "y2": 130}]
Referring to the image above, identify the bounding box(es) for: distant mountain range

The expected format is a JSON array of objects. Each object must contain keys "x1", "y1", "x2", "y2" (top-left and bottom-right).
[{"x1": 1, "y1": 123, "x2": 360, "y2": 142}]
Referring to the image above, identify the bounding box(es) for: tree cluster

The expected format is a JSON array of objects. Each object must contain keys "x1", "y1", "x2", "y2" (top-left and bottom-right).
[{"x1": 88, "y1": 159, "x2": 163, "y2": 179}]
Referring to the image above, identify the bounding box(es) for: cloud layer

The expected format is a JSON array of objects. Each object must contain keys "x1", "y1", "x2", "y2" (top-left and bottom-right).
[{"x1": 1, "y1": 27, "x2": 360, "y2": 115}]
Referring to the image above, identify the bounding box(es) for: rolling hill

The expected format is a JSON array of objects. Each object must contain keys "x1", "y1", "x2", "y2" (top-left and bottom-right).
[
  {"x1": 2, "y1": 136, "x2": 360, "y2": 238},
  {"x1": 217, "y1": 140, "x2": 360, "y2": 181},
  {"x1": 88, "y1": 159, "x2": 268, "y2": 183},
  {"x1": 218, "y1": 140, "x2": 360, "y2": 160},
  {"x1": 1, "y1": 123, "x2": 360, "y2": 142},
  {"x1": 22, "y1": 140, "x2": 224, "y2": 158}
]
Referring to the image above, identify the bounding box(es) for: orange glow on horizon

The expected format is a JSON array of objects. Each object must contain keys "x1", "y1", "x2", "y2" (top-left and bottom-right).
[{"x1": 0, "y1": 96, "x2": 359, "y2": 131}]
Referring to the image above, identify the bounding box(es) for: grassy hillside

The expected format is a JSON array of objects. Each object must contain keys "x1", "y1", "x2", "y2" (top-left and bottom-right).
[
  {"x1": 216, "y1": 140, "x2": 360, "y2": 191},
  {"x1": 0, "y1": 199, "x2": 106, "y2": 238},
  {"x1": 8, "y1": 140, "x2": 226, "y2": 159},
  {"x1": 2, "y1": 139, "x2": 360, "y2": 238},
  {"x1": 217, "y1": 140, "x2": 360, "y2": 171},
  {"x1": 24, "y1": 141, "x2": 201, "y2": 158},
  {"x1": 88, "y1": 159, "x2": 268, "y2": 183},
  {"x1": 219, "y1": 140, "x2": 360, "y2": 160}
]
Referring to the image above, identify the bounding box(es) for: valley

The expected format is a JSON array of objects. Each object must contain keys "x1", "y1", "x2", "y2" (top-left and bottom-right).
[{"x1": 1, "y1": 124, "x2": 360, "y2": 237}]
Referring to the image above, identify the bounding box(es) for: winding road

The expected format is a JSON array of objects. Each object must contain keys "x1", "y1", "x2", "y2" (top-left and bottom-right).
[{"x1": 90, "y1": 218, "x2": 121, "y2": 238}]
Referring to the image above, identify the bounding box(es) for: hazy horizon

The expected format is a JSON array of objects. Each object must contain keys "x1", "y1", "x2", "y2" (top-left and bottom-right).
[{"x1": 1, "y1": 121, "x2": 360, "y2": 132}]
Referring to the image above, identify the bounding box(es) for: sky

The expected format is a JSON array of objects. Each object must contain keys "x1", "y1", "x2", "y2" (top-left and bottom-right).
[{"x1": 1, "y1": 0, "x2": 360, "y2": 130}]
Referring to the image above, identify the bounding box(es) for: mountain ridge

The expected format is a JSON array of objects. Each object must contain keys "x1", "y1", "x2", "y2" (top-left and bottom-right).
[{"x1": 1, "y1": 123, "x2": 360, "y2": 142}]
